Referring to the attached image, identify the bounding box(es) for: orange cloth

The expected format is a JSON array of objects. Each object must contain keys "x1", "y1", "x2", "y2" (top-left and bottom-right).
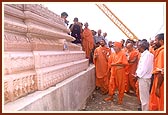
[
  {"x1": 127, "y1": 49, "x2": 139, "y2": 92},
  {"x1": 82, "y1": 28, "x2": 94, "y2": 59},
  {"x1": 93, "y1": 46, "x2": 111, "y2": 93},
  {"x1": 114, "y1": 42, "x2": 122, "y2": 48},
  {"x1": 108, "y1": 50, "x2": 128, "y2": 101},
  {"x1": 149, "y1": 45, "x2": 164, "y2": 111},
  {"x1": 122, "y1": 48, "x2": 129, "y2": 93},
  {"x1": 135, "y1": 81, "x2": 140, "y2": 103}
]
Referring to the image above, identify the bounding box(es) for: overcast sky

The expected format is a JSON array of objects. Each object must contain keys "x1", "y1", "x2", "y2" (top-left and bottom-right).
[{"x1": 44, "y1": 2, "x2": 165, "y2": 42}]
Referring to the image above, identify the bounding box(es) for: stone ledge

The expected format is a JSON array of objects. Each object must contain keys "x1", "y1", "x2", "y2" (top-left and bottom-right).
[
  {"x1": 33, "y1": 51, "x2": 85, "y2": 69},
  {"x1": 3, "y1": 65, "x2": 95, "y2": 111},
  {"x1": 36, "y1": 59, "x2": 89, "y2": 90}
]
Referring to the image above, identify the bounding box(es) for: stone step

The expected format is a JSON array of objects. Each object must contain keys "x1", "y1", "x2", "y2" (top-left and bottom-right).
[
  {"x1": 36, "y1": 59, "x2": 89, "y2": 90},
  {"x1": 4, "y1": 52, "x2": 34, "y2": 75},
  {"x1": 4, "y1": 65, "x2": 95, "y2": 111},
  {"x1": 33, "y1": 51, "x2": 86, "y2": 69},
  {"x1": 4, "y1": 70, "x2": 37, "y2": 104}
]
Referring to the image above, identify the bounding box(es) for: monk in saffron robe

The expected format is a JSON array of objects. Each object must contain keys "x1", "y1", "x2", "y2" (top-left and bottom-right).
[
  {"x1": 149, "y1": 40, "x2": 155, "y2": 54},
  {"x1": 126, "y1": 43, "x2": 139, "y2": 93},
  {"x1": 82, "y1": 22, "x2": 94, "y2": 61},
  {"x1": 104, "y1": 42, "x2": 128, "y2": 104},
  {"x1": 149, "y1": 33, "x2": 164, "y2": 111},
  {"x1": 93, "y1": 39, "x2": 111, "y2": 94},
  {"x1": 122, "y1": 39, "x2": 133, "y2": 93}
]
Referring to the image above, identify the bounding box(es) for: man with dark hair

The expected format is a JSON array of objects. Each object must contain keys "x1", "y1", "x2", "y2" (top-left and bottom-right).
[
  {"x1": 135, "y1": 40, "x2": 154, "y2": 111},
  {"x1": 149, "y1": 33, "x2": 164, "y2": 111},
  {"x1": 94, "y1": 29, "x2": 104, "y2": 48},
  {"x1": 121, "y1": 39, "x2": 125, "y2": 48},
  {"x1": 69, "y1": 17, "x2": 82, "y2": 44},
  {"x1": 61, "y1": 12, "x2": 69, "y2": 26}
]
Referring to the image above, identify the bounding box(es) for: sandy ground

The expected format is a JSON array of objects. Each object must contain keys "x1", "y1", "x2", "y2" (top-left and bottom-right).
[{"x1": 80, "y1": 89, "x2": 141, "y2": 111}]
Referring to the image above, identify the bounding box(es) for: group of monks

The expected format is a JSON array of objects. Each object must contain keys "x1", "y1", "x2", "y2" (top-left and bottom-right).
[
  {"x1": 62, "y1": 13, "x2": 164, "y2": 111},
  {"x1": 91, "y1": 33, "x2": 164, "y2": 111}
]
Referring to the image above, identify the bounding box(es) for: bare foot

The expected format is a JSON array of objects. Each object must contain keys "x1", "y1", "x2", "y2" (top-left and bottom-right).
[{"x1": 104, "y1": 96, "x2": 113, "y2": 101}]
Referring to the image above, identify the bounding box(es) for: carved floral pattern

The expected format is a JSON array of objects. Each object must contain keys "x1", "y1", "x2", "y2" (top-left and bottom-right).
[
  {"x1": 4, "y1": 52, "x2": 34, "y2": 75},
  {"x1": 4, "y1": 71, "x2": 37, "y2": 102},
  {"x1": 3, "y1": 4, "x2": 88, "y2": 105},
  {"x1": 36, "y1": 59, "x2": 89, "y2": 90},
  {"x1": 34, "y1": 51, "x2": 85, "y2": 69}
]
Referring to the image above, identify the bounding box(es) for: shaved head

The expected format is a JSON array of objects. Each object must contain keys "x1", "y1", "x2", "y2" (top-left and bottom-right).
[
  {"x1": 126, "y1": 43, "x2": 134, "y2": 52},
  {"x1": 127, "y1": 43, "x2": 133, "y2": 48}
]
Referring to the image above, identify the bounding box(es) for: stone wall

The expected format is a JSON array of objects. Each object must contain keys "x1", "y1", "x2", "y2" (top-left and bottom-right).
[
  {"x1": 3, "y1": 4, "x2": 95, "y2": 111},
  {"x1": 4, "y1": 65, "x2": 95, "y2": 111}
]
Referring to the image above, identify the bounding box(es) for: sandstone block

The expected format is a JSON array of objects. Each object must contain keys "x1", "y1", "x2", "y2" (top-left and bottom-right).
[{"x1": 4, "y1": 71, "x2": 37, "y2": 103}]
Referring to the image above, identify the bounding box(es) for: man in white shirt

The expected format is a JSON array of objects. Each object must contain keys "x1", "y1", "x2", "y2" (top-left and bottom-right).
[
  {"x1": 135, "y1": 40, "x2": 154, "y2": 111},
  {"x1": 94, "y1": 29, "x2": 105, "y2": 47},
  {"x1": 108, "y1": 41, "x2": 115, "y2": 53},
  {"x1": 103, "y1": 32, "x2": 109, "y2": 47}
]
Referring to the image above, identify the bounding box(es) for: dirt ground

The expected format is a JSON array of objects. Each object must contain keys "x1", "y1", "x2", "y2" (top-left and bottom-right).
[{"x1": 80, "y1": 89, "x2": 140, "y2": 111}]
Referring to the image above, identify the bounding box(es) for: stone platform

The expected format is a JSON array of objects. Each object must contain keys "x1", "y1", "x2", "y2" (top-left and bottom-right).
[
  {"x1": 3, "y1": 4, "x2": 96, "y2": 111},
  {"x1": 4, "y1": 65, "x2": 95, "y2": 111}
]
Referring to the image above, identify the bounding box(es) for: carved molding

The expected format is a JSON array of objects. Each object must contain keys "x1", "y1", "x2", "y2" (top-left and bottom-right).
[
  {"x1": 4, "y1": 71, "x2": 37, "y2": 103},
  {"x1": 67, "y1": 43, "x2": 82, "y2": 51},
  {"x1": 24, "y1": 11, "x2": 70, "y2": 34},
  {"x1": 3, "y1": 4, "x2": 86, "y2": 105},
  {"x1": 28, "y1": 36, "x2": 63, "y2": 51},
  {"x1": 4, "y1": 32, "x2": 31, "y2": 51},
  {"x1": 6, "y1": 4, "x2": 24, "y2": 10},
  {"x1": 25, "y1": 22, "x2": 74, "y2": 41},
  {"x1": 23, "y1": 4, "x2": 64, "y2": 26},
  {"x1": 33, "y1": 51, "x2": 86, "y2": 69},
  {"x1": 4, "y1": 5, "x2": 24, "y2": 19},
  {"x1": 36, "y1": 59, "x2": 89, "y2": 90},
  {"x1": 4, "y1": 20, "x2": 27, "y2": 33},
  {"x1": 4, "y1": 52, "x2": 34, "y2": 75},
  {"x1": 4, "y1": 77, "x2": 11, "y2": 104}
]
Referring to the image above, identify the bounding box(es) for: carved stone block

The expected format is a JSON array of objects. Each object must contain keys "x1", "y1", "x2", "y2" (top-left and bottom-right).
[
  {"x1": 4, "y1": 32, "x2": 31, "y2": 51},
  {"x1": 36, "y1": 59, "x2": 89, "y2": 90},
  {"x1": 3, "y1": 4, "x2": 88, "y2": 105},
  {"x1": 4, "y1": 5, "x2": 24, "y2": 19},
  {"x1": 4, "y1": 52, "x2": 34, "y2": 75},
  {"x1": 4, "y1": 77, "x2": 11, "y2": 104},
  {"x1": 28, "y1": 37, "x2": 63, "y2": 51},
  {"x1": 33, "y1": 51, "x2": 86, "y2": 69},
  {"x1": 23, "y1": 4, "x2": 64, "y2": 26},
  {"x1": 4, "y1": 71, "x2": 37, "y2": 103}
]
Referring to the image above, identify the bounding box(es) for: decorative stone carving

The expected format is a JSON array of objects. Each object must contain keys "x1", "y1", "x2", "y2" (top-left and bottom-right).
[
  {"x1": 33, "y1": 51, "x2": 86, "y2": 69},
  {"x1": 36, "y1": 59, "x2": 89, "y2": 90},
  {"x1": 27, "y1": 35, "x2": 63, "y2": 51},
  {"x1": 67, "y1": 43, "x2": 82, "y2": 51},
  {"x1": 4, "y1": 77, "x2": 11, "y2": 104},
  {"x1": 23, "y1": 4, "x2": 64, "y2": 26},
  {"x1": 4, "y1": 5, "x2": 24, "y2": 19},
  {"x1": 4, "y1": 52, "x2": 34, "y2": 75},
  {"x1": 4, "y1": 71, "x2": 37, "y2": 102},
  {"x1": 24, "y1": 11, "x2": 70, "y2": 34},
  {"x1": 6, "y1": 4, "x2": 24, "y2": 10},
  {"x1": 4, "y1": 32, "x2": 31, "y2": 51},
  {"x1": 25, "y1": 21, "x2": 74, "y2": 41},
  {"x1": 4, "y1": 19, "x2": 27, "y2": 33},
  {"x1": 3, "y1": 4, "x2": 89, "y2": 105}
]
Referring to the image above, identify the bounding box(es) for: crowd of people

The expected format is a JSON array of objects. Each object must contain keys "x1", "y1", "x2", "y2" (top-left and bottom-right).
[{"x1": 61, "y1": 12, "x2": 164, "y2": 111}]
